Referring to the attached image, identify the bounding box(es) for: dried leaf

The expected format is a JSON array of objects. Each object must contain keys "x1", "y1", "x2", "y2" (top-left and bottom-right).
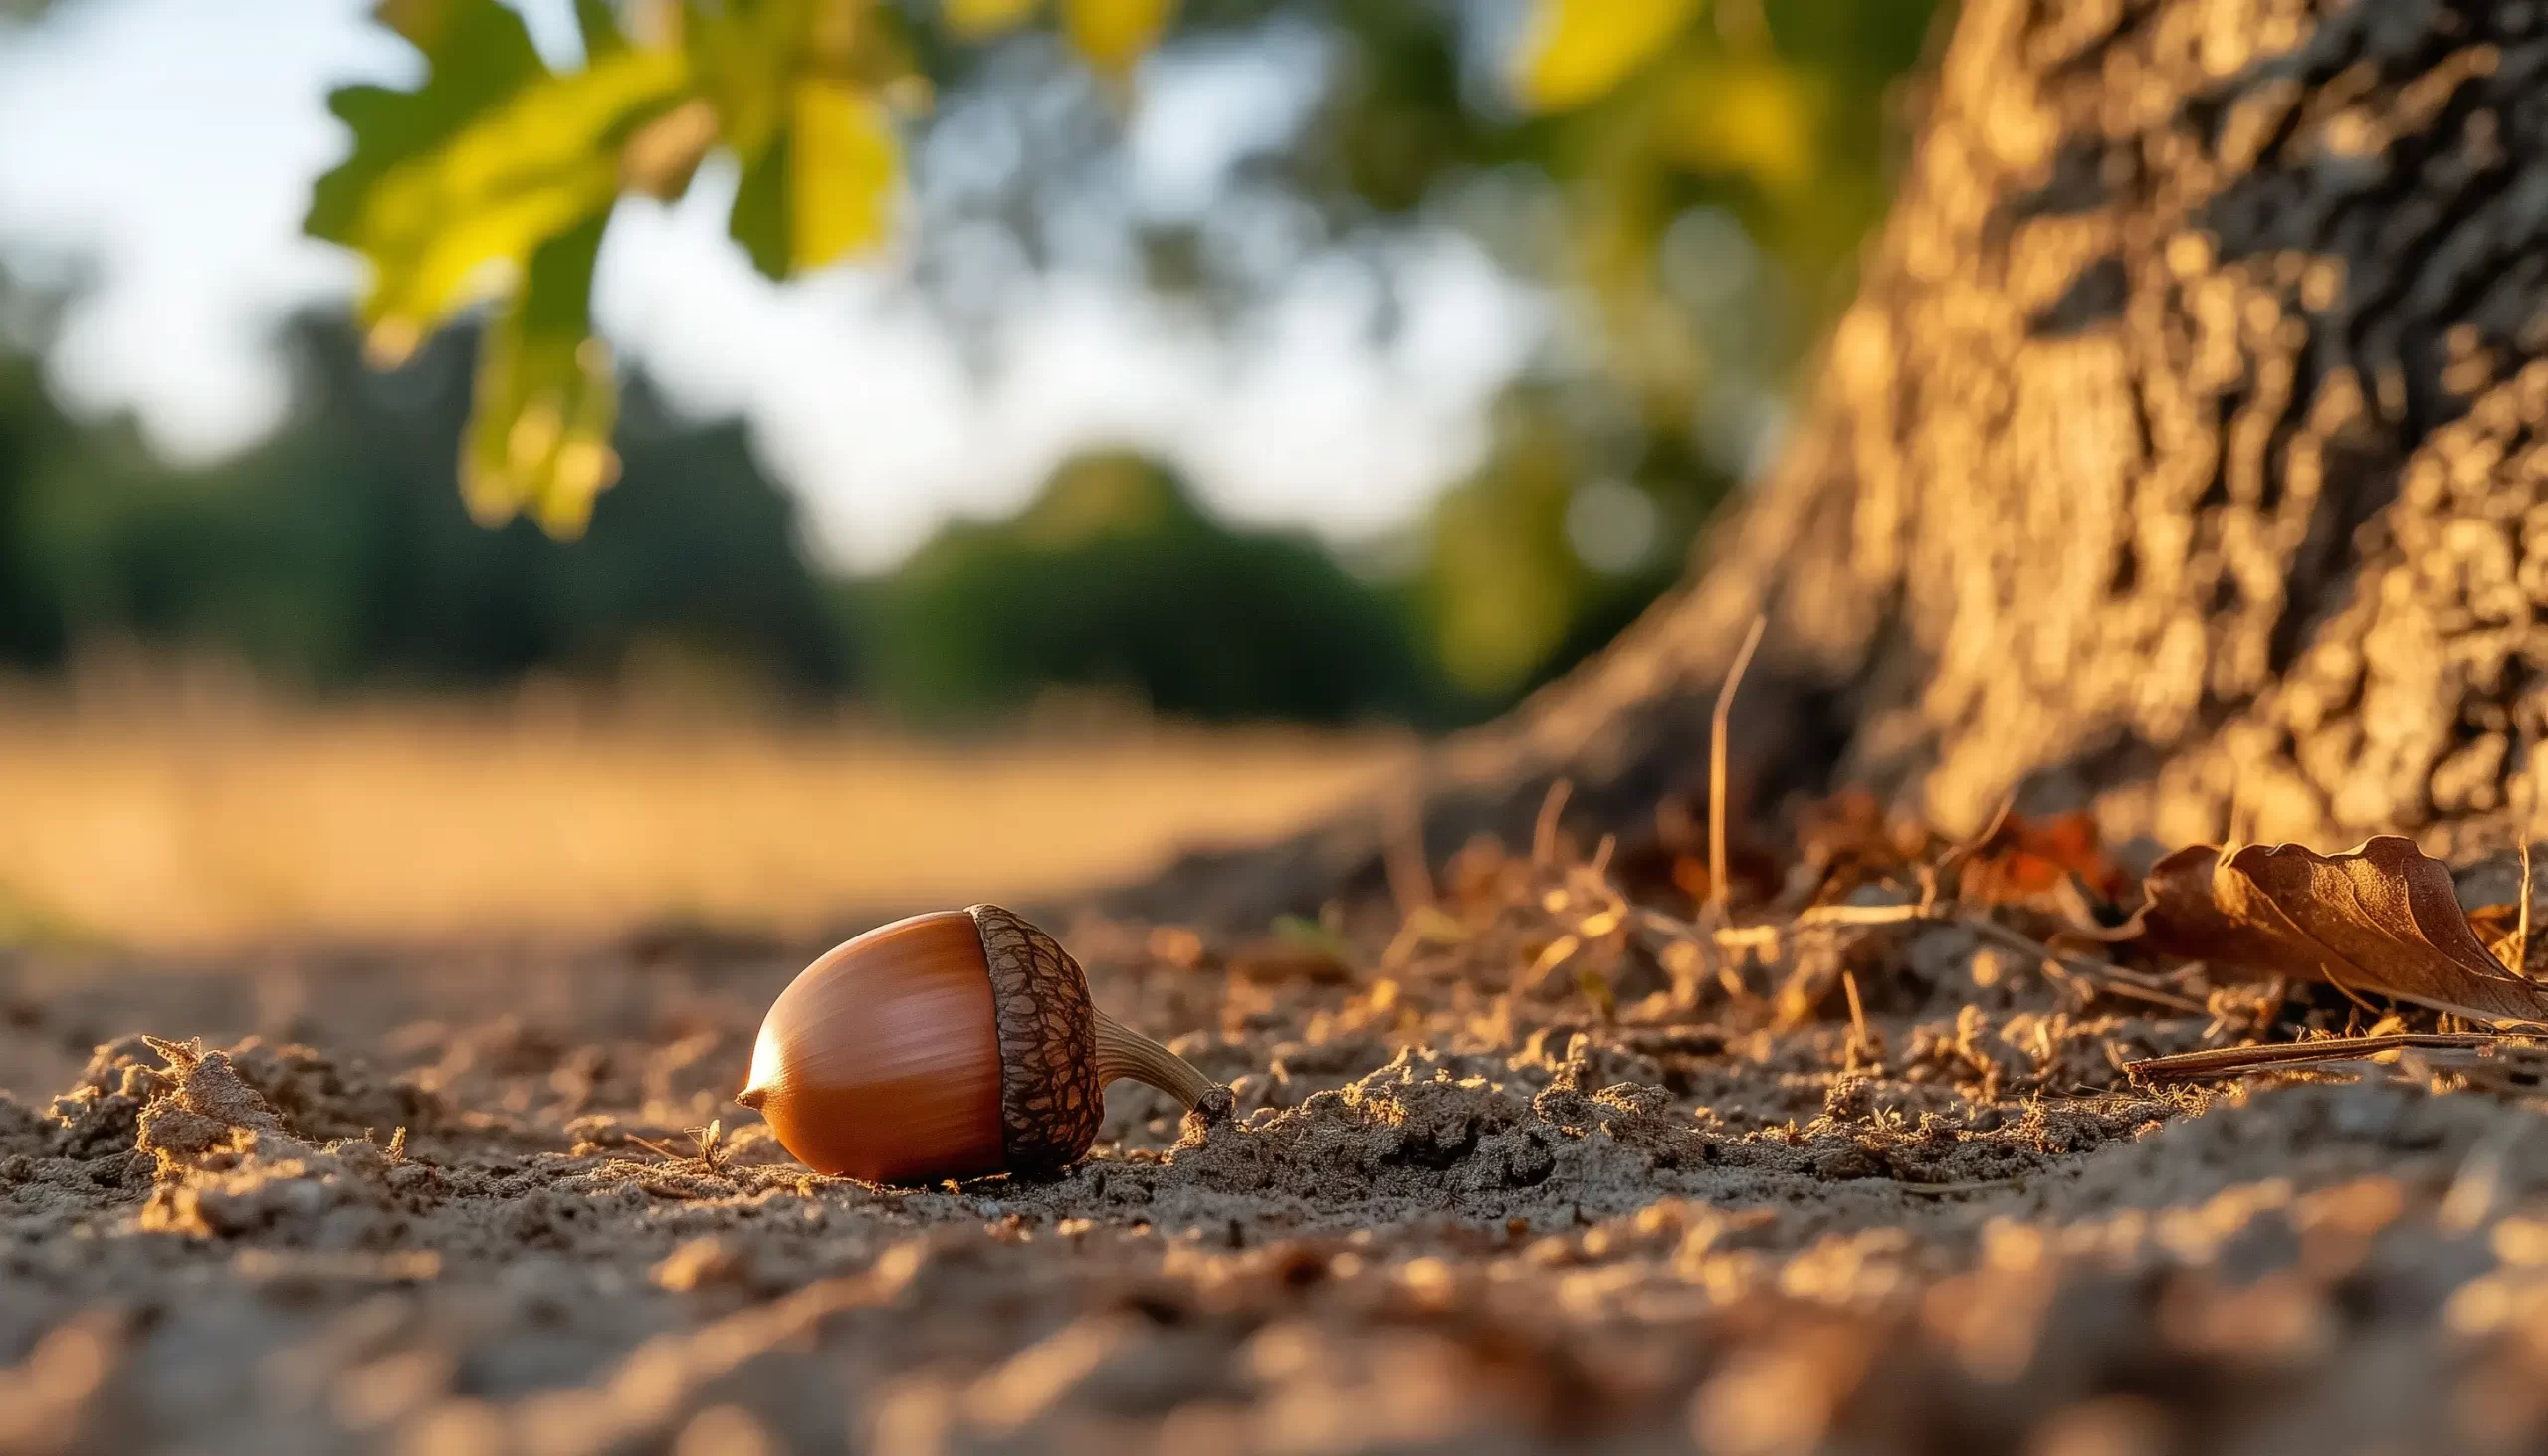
[
  {"x1": 2136, "y1": 836, "x2": 2548, "y2": 1025},
  {"x1": 1961, "y1": 810, "x2": 2129, "y2": 908}
]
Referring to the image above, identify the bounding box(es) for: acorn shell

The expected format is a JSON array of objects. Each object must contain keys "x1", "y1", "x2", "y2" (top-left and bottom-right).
[
  {"x1": 738, "y1": 904, "x2": 1103, "y2": 1183},
  {"x1": 740, "y1": 910, "x2": 1006, "y2": 1182}
]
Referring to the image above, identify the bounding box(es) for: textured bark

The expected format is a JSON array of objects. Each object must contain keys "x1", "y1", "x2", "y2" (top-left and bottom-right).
[{"x1": 1133, "y1": 0, "x2": 2548, "y2": 925}]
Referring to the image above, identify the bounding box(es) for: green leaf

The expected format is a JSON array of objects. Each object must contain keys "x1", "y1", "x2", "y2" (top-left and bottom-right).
[
  {"x1": 574, "y1": 0, "x2": 629, "y2": 58},
  {"x1": 726, "y1": 128, "x2": 792, "y2": 280},
  {"x1": 463, "y1": 212, "x2": 621, "y2": 538},
  {"x1": 690, "y1": 0, "x2": 906, "y2": 279},
  {"x1": 331, "y1": 45, "x2": 689, "y2": 360},
  {"x1": 306, "y1": 0, "x2": 549, "y2": 249},
  {"x1": 728, "y1": 79, "x2": 901, "y2": 279}
]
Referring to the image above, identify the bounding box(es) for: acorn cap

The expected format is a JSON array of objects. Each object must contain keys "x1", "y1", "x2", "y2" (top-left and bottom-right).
[{"x1": 968, "y1": 903, "x2": 1104, "y2": 1175}]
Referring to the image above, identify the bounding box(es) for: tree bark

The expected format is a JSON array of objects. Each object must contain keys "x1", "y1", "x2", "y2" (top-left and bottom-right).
[{"x1": 1129, "y1": 0, "x2": 2548, "y2": 925}]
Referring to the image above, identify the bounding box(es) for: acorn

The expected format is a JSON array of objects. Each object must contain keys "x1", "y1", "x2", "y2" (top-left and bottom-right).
[{"x1": 735, "y1": 904, "x2": 1221, "y2": 1183}]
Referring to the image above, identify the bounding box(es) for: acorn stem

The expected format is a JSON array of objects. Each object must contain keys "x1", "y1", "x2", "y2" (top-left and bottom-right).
[{"x1": 1090, "y1": 1008, "x2": 1218, "y2": 1108}]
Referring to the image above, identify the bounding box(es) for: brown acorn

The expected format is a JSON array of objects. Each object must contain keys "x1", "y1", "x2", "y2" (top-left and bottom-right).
[{"x1": 735, "y1": 904, "x2": 1219, "y2": 1183}]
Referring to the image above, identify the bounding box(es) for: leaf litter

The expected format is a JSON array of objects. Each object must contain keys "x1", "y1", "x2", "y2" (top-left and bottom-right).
[{"x1": 7, "y1": 778, "x2": 2548, "y2": 1449}]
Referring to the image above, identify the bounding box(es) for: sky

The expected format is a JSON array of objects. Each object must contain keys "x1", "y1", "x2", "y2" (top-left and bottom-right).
[{"x1": 0, "y1": 0, "x2": 1545, "y2": 572}]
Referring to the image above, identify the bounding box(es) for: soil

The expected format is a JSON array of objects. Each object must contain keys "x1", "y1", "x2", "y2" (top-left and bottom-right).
[{"x1": 6, "y1": 850, "x2": 2548, "y2": 1455}]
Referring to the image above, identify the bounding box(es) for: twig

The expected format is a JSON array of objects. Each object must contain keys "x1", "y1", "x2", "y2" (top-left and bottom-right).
[
  {"x1": 1958, "y1": 918, "x2": 2209, "y2": 1013},
  {"x1": 2311, "y1": 957, "x2": 2388, "y2": 1022},
  {"x1": 1382, "y1": 790, "x2": 1436, "y2": 919},
  {"x1": 2519, "y1": 836, "x2": 2534, "y2": 978},
  {"x1": 2125, "y1": 1032, "x2": 2529, "y2": 1085},
  {"x1": 1533, "y1": 779, "x2": 1573, "y2": 869},
  {"x1": 2517, "y1": 765, "x2": 2536, "y2": 977},
  {"x1": 1961, "y1": 918, "x2": 2146, "y2": 982},
  {"x1": 1671, "y1": 896, "x2": 2201, "y2": 1011},
  {"x1": 2080, "y1": 977, "x2": 2210, "y2": 1015},
  {"x1": 1707, "y1": 613, "x2": 1769, "y2": 930},
  {"x1": 1793, "y1": 902, "x2": 1926, "y2": 927},
  {"x1": 1841, "y1": 969, "x2": 1871, "y2": 1063}
]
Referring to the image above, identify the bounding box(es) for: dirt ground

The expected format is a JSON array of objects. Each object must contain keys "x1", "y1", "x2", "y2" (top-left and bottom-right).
[{"x1": 8, "y1": 846, "x2": 2548, "y2": 1455}]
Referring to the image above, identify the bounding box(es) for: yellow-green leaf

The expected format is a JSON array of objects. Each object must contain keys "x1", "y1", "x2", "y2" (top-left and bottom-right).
[
  {"x1": 945, "y1": 0, "x2": 1040, "y2": 39},
  {"x1": 1513, "y1": 0, "x2": 1698, "y2": 112},
  {"x1": 306, "y1": 0, "x2": 548, "y2": 249},
  {"x1": 682, "y1": 0, "x2": 909, "y2": 152},
  {"x1": 788, "y1": 80, "x2": 899, "y2": 266},
  {"x1": 1062, "y1": 0, "x2": 1172, "y2": 78},
  {"x1": 464, "y1": 214, "x2": 621, "y2": 538},
  {"x1": 334, "y1": 45, "x2": 690, "y2": 358},
  {"x1": 728, "y1": 79, "x2": 901, "y2": 278},
  {"x1": 1657, "y1": 53, "x2": 1818, "y2": 192},
  {"x1": 681, "y1": 0, "x2": 806, "y2": 159}
]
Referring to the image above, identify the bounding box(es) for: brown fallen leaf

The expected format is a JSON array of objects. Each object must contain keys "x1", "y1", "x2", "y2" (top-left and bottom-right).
[
  {"x1": 1960, "y1": 810, "x2": 2131, "y2": 908},
  {"x1": 2134, "y1": 836, "x2": 2548, "y2": 1025}
]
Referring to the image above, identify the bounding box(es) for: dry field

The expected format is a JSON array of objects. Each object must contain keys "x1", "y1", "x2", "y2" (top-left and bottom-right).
[
  {"x1": 10, "y1": 696, "x2": 2548, "y2": 1453},
  {"x1": 0, "y1": 685, "x2": 1408, "y2": 949}
]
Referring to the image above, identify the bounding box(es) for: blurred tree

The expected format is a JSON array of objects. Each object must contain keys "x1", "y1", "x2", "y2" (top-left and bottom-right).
[
  {"x1": 864, "y1": 450, "x2": 1440, "y2": 725},
  {"x1": 0, "y1": 280, "x2": 1443, "y2": 722},
  {"x1": 0, "y1": 311, "x2": 856, "y2": 697},
  {"x1": 1414, "y1": 384, "x2": 1712, "y2": 706},
  {"x1": 0, "y1": 291, "x2": 72, "y2": 667},
  {"x1": 299, "y1": 0, "x2": 1942, "y2": 710}
]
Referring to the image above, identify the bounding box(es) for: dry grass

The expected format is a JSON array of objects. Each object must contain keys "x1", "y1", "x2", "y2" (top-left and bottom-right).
[{"x1": 0, "y1": 682, "x2": 1407, "y2": 949}]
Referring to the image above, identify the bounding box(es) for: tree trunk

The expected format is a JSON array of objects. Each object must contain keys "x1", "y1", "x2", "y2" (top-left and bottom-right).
[{"x1": 1131, "y1": 0, "x2": 2548, "y2": 926}]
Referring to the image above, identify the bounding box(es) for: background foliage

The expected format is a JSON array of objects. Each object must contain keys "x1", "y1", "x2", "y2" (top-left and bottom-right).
[{"x1": 0, "y1": 0, "x2": 1941, "y2": 723}]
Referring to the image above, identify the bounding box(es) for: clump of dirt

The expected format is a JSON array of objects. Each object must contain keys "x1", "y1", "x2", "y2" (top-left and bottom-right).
[{"x1": 5, "y1": 825, "x2": 2548, "y2": 1452}]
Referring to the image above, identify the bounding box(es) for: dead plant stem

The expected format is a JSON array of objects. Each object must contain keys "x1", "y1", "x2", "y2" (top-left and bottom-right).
[{"x1": 1707, "y1": 614, "x2": 1768, "y2": 930}]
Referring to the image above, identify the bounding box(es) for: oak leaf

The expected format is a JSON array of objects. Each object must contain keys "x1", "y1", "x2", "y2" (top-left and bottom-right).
[{"x1": 2135, "y1": 836, "x2": 2548, "y2": 1025}]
